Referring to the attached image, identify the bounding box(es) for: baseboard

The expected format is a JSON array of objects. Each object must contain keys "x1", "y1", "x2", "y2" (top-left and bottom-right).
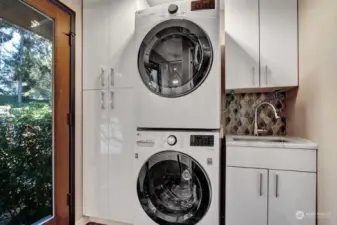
[
  {"x1": 88, "y1": 217, "x2": 132, "y2": 225},
  {"x1": 75, "y1": 217, "x2": 89, "y2": 225}
]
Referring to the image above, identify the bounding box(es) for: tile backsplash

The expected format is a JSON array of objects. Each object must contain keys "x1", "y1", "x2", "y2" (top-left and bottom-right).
[{"x1": 225, "y1": 92, "x2": 286, "y2": 136}]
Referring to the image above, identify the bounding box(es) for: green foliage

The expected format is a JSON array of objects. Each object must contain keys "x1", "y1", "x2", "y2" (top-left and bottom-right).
[
  {"x1": 0, "y1": 19, "x2": 52, "y2": 101},
  {"x1": 0, "y1": 103, "x2": 52, "y2": 224}
]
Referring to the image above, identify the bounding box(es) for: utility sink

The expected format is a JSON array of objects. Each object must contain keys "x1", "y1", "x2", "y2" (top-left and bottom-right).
[
  {"x1": 232, "y1": 136, "x2": 292, "y2": 143},
  {"x1": 226, "y1": 135, "x2": 318, "y2": 150}
]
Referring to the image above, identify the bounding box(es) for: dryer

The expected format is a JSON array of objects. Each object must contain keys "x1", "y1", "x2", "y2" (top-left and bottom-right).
[
  {"x1": 134, "y1": 130, "x2": 220, "y2": 225},
  {"x1": 134, "y1": 1, "x2": 221, "y2": 129}
]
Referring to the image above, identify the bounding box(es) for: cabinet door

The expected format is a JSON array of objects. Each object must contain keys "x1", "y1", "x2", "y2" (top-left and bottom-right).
[
  {"x1": 269, "y1": 170, "x2": 316, "y2": 225},
  {"x1": 83, "y1": 0, "x2": 109, "y2": 90},
  {"x1": 108, "y1": 0, "x2": 136, "y2": 88},
  {"x1": 226, "y1": 167, "x2": 268, "y2": 225},
  {"x1": 225, "y1": 0, "x2": 260, "y2": 90},
  {"x1": 108, "y1": 88, "x2": 135, "y2": 223},
  {"x1": 260, "y1": 0, "x2": 298, "y2": 88},
  {"x1": 83, "y1": 90, "x2": 110, "y2": 219}
]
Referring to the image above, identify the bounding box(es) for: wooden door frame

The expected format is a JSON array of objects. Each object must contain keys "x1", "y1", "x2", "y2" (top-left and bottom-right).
[{"x1": 21, "y1": 0, "x2": 76, "y2": 224}]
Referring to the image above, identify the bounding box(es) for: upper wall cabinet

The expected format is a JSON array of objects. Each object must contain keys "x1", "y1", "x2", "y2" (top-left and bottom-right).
[
  {"x1": 259, "y1": 0, "x2": 298, "y2": 88},
  {"x1": 225, "y1": 0, "x2": 260, "y2": 90},
  {"x1": 83, "y1": 0, "x2": 136, "y2": 90},
  {"x1": 225, "y1": 0, "x2": 298, "y2": 92}
]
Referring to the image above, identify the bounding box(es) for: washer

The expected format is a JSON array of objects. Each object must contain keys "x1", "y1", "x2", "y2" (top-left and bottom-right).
[
  {"x1": 134, "y1": 1, "x2": 221, "y2": 129},
  {"x1": 134, "y1": 130, "x2": 220, "y2": 225}
]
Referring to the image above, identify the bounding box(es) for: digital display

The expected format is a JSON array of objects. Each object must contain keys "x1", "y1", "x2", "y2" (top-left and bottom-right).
[
  {"x1": 190, "y1": 135, "x2": 214, "y2": 147},
  {"x1": 191, "y1": 0, "x2": 215, "y2": 11}
]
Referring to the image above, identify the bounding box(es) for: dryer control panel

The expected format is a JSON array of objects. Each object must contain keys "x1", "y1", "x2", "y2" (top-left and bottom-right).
[{"x1": 190, "y1": 135, "x2": 214, "y2": 147}]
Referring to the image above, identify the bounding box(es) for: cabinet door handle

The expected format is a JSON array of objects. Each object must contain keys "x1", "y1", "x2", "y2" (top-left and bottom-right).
[
  {"x1": 110, "y1": 68, "x2": 115, "y2": 87},
  {"x1": 101, "y1": 68, "x2": 105, "y2": 88},
  {"x1": 101, "y1": 92, "x2": 105, "y2": 110},
  {"x1": 265, "y1": 65, "x2": 268, "y2": 85},
  {"x1": 110, "y1": 91, "x2": 114, "y2": 110},
  {"x1": 252, "y1": 67, "x2": 255, "y2": 86},
  {"x1": 275, "y1": 174, "x2": 279, "y2": 198},
  {"x1": 259, "y1": 173, "x2": 263, "y2": 196}
]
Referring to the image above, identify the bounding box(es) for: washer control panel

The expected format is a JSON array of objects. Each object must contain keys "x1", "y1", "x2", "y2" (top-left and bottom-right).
[{"x1": 190, "y1": 135, "x2": 214, "y2": 147}]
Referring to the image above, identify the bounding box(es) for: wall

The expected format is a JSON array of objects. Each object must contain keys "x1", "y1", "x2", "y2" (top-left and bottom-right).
[
  {"x1": 58, "y1": 0, "x2": 83, "y2": 223},
  {"x1": 286, "y1": 0, "x2": 337, "y2": 224}
]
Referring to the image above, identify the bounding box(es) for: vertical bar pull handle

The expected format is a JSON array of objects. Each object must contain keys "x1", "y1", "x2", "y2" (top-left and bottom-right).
[
  {"x1": 259, "y1": 173, "x2": 263, "y2": 196},
  {"x1": 265, "y1": 65, "x2": 268, "y2": 85},
  {"x1": 101, "y1": 92, "x2": 105, "y2": 110},
  {"x1": 110, "y1": 68, "x2": 115, "y2": 87},
  {"x1": 110, "y1": 91, "x2": 114, "y2": 110},
  {"x1": 276, "y1": 174, "x2": 279, "y2": 198},
  {"x1": 101, "y1": 68, "x2": 105, "y2": 88},
  {"x1": 252, "y1": 67, "x2": 255, "y2": 86}
]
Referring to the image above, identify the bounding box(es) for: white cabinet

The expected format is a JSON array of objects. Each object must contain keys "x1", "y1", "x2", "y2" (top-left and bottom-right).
[
  {"x1": 108, "y1": 89, "x2": 135, "y2": 224},
  {"x1": 83, "y1": 0, "x2": 136, "y2": 90},
  {"x1": 226, "y1": 167, "x2": 268, "y2": 225},
  {"x1": 83, "y1": 0, "x2": 109, "y2": 90},
  {"x1": 83, "y1": 89, "x2": 135, "y2": 224},
  {"x1": 226, "y1": 167, "x2": 316, "y2": 225},
  {"x1": 260, "y1": 0, "x2": 298, "y2": 88},
  {"x1": 268, "y1": 170, "x2": 316, "y2": 225},
  {"x1": 83, "y1": 90, "x2": 110, "y2": 219},
  {"x1": 225, "y1": 0, "x2": 298, "y2": 91},
  {"x1": 226, "y1": 145, "x2": 317, "y2": 225},
  {"x1": 225, "y1": 0, "x2": 260, "y2": 90}
]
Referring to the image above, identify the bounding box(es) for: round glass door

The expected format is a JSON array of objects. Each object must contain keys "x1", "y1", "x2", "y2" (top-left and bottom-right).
[
  {"x1": 137, "y1": 151, "x2": 211, "y2": 224},
  {"x1": 138, "y1": 19, "x2": 213, "y2": 98}
]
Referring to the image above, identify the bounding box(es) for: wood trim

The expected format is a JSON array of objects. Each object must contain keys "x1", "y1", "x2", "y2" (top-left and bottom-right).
[{"x1": 22, "y1": 1, "x2": 71, "y2": 224}]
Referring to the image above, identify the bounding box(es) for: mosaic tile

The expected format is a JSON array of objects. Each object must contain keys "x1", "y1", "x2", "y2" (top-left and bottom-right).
[{"x1": 225, "y1": 92, "x2": 286, "y2": 136}]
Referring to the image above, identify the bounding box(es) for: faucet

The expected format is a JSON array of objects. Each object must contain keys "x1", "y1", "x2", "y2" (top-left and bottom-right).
[{"x1": 254, "y1": 102, "x2": 280, "y2": 136}]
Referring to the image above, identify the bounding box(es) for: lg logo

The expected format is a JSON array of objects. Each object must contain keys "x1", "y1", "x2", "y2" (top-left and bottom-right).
[{"x1": 296, "y1": 211, "x2": 305, "y2": 220}]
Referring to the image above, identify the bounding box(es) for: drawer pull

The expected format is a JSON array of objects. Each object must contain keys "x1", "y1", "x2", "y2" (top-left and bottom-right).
[
  {"x1": 259, "y1": 173, "x2": 263, "y2": 196},
  {"x1": 276, "y1": 174, "x2": 279, "y2": 198}
]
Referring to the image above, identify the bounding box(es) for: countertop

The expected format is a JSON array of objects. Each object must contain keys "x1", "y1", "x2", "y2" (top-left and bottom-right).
[{"x1": 226, "y1": 135, "x2": 318, "y2": 150}]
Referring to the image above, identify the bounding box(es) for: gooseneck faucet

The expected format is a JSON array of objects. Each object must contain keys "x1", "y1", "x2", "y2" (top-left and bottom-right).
[{"x1": 254, "y1": 102, "x2": 280, "y2": 136}]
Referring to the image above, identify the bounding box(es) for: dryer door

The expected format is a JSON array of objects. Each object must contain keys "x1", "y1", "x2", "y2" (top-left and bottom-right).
[
  {"x1": 137, "y1": 151, "x2": 211, "y2": 225},
  {"x1": 138, "y1": 19, "x2": 213, "y2": 98}
]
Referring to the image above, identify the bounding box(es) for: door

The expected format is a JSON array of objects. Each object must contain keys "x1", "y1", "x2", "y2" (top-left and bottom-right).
[
  {"x1": 108, "y1": 0, "x2": 136, "y2": 88},
  {"x1": 83, "y1": 0, "x2": 109, "y2": 90},
  {"x1": 138, "y1": 19, "x2": 213, "y2": 98},
  {"x1": 226, "y1": 167, "x2": 268, "y2": 225},
  {"x1": 225, "y1": 0, "x2": 260, "y2": 90},
  {"x1": 260, "y1": 0, "x2": 298, "y2": 88},
  {"x1": 268, "y1": 170, "x2": 316, "y2": 225},
  {"x1": 83, "y1": 90, "x2": 110, "y2": 219},
  {"x1": 136, "y1": 151, "x2": 212, "y2": 225},
  {"x1": 0, "y1": 0, "x2": 72, "y2": 224},
  {"x1": 108, "y1": 88, "x2": 135, "y2": 223}
]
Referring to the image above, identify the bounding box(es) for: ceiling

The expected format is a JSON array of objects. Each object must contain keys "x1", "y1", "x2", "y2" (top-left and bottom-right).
[{"x1": 0, "y1": 0, "x2": 53, "y2": 41}]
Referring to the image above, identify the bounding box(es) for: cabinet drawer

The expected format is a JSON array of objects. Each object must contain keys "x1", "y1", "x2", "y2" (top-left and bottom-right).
[{"x1": 226, "y1": 146, "x2": 316, "y2": 172}]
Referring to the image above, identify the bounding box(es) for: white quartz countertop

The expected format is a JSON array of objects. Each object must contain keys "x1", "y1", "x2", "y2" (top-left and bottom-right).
[{"x1": 226, "y1": 135, "x2": 318, "y2": 150}]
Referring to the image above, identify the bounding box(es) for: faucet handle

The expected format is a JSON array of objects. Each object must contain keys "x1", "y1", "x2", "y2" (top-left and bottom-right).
[{"x1": 256, "y1": 129, "x2": 267, "y2": 135}]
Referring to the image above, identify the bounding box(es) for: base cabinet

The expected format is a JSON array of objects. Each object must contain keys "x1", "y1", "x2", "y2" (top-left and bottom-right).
[
  {"x1": 226, "y1": 167, "x2": 268, "y2": 225},
  {"x1": 226, "y1": 167, "x2": 316, "y2": 225},
  {"x1": 268, "y1": 170, "x2": 316, "y2": 225},
  {"x1": 83, "y1": 89, "x2": 135, "y2": 224}
]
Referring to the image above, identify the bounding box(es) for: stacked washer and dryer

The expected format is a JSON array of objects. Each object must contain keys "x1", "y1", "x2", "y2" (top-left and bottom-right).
[{"x1": 133, "y1": 1, "x2": 221, "y2": 224}]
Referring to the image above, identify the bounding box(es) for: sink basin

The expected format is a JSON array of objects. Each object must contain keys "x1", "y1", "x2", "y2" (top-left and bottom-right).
[
  {"x1": 226, "y1": 135, "x2": 318, "y2": 149},
  {"x1": 232, "y1": 137, "x2": 292, "y2": 143}
]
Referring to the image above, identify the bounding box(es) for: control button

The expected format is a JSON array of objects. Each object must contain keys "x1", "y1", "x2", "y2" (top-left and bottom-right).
[
  {"x1": 167, "y1": 135, "x2": 177, "y2": 146},
  {"x1": 168, "y1": 4, "x2": 178, "y2": 14}
]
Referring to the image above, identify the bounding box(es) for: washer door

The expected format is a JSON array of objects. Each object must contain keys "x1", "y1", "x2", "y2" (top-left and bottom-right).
[
  {"x1": 138, "y1": 19, "x2": 213, "y2": 98},
  {"x1": 137, "y1": 151, "x2": 211, "y2": 225}
]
